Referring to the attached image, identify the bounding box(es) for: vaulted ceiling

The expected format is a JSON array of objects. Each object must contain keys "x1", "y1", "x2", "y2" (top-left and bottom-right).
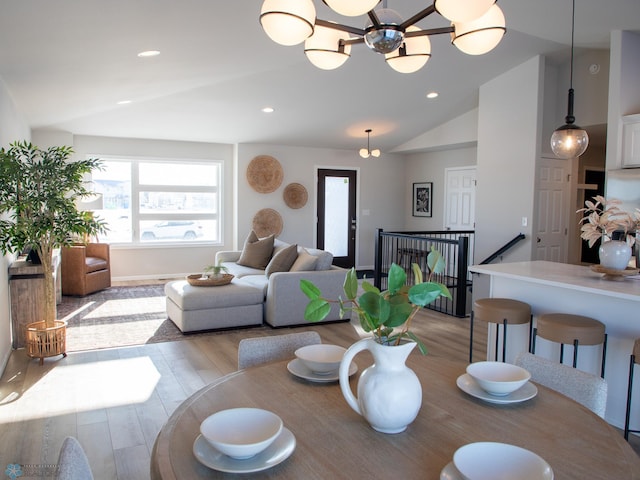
[{"x1": 0, "y1": 0, "x2": 638, "y2": 153}]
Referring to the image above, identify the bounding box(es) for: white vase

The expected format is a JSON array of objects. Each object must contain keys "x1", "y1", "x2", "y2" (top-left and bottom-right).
[
  {"x1": 598, "y1": 239, "x2": 632, "y2": 270},
  {"x1": 338, "y1": 338, "x2": 422, "y2": 434}
]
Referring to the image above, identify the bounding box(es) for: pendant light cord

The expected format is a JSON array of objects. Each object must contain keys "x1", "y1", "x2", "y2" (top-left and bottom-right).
[{"x1": 570, "y1": 0, "x2": 575, "y2": 89}]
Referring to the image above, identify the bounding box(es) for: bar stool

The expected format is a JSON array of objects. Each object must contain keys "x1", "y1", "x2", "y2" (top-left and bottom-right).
[
  {"x1": 469, "y1": 298, "x2": 532, "y2": 363},
  {"x1": 624, "y1": 338, "x2": 640, "y2": 441},
  {"x1": 532, "y1": 313, "x2": 607, "y2": 378}
]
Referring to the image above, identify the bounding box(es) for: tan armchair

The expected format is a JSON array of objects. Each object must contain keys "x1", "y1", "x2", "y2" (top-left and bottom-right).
[{"x1": 61, "y1": 243, "x2": 111, "y2": 296}]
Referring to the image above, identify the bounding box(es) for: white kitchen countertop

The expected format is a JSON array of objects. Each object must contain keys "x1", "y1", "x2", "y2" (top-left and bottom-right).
[{"x1": 469, "y1": 260, "x2": 640, "y2": 302}]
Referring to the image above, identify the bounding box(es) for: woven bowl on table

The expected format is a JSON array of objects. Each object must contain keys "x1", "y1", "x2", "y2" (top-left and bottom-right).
[{"x1": 186, "y1": 273, "x2": 234, "y2": 287}]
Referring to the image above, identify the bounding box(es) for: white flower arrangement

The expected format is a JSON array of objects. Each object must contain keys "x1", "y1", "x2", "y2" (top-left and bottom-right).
[{"x1": 577, "y1": 195, "x2": 640, "y2": 248}]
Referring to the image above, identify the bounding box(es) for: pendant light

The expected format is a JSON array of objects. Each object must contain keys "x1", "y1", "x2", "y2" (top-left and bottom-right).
[
  {"x1": 550, "y1": 0, "x2": 589, "y2": 159},
  {"x1": 359, "y1": 129, "x2": 380, "y2": 158}
]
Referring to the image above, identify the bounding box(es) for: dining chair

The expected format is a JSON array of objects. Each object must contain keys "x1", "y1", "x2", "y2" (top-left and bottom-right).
[
  {"x1": 515, "y1": 352, "x2": 608, "y2": 418},
  {"x1": 55, "y1": 436, "x2": 94, "y2": 480},
  {"x1": 237, "y1": 331, "x2": 322, "y2": 369}
]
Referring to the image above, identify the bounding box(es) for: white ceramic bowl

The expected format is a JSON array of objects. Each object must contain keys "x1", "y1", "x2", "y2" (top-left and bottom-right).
[
  {"x1": 466, "y1": 361, "x2": 531, "y2": 396},
  {"x1": 294, "y1": 344, "x2": 346, "y2": 375},
  {"x1": 200, "y1": 408, "x2": 283, "y2": 459},
  {"x1": 453, "y1": 442, "x2": 553, "y2": 480}
]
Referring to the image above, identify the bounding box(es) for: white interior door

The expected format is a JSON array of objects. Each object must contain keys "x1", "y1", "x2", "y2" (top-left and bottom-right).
[
  {"x1": 444, "y1": 167, "x2": 476, "y2": 231},
  {"x1": 535, "y1": 157, "x2": 570, "y2": 262}
]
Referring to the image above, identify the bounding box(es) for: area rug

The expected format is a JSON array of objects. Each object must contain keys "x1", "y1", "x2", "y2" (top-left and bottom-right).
[{"x1": 57, "y1": 285, "x2": 267, "y2": 352}]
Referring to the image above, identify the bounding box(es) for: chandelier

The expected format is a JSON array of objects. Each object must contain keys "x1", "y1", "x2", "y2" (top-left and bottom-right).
[
  {"x1": 359, "y1": 129, "x2": 380, "y2": 158},
  {"x1": 260, "y1": 0, "x2": 506, "y2": 73}
]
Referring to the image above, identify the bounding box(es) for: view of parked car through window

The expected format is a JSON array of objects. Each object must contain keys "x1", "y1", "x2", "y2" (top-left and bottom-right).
[{"x1": 140, "y1": 221, "x2": 204, "y2": 240}]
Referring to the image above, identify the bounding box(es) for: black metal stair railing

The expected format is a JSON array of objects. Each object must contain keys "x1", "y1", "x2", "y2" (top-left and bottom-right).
[
  {"x1": 373, "y1": 229, "x2": 475, "y2": 318},
  {"x1": 479, "y1": 233, "x2": 526, "y2": 264}
]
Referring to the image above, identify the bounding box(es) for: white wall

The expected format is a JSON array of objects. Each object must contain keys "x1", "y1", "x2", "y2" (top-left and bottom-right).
[
  {"x1": 393, "y1": 109, "x2": 478, "y2": 153},
  {"x1": 237, "y1": 144, "x2": 406, "y2": 269},
  {"x1": 404, "y1": 147, "x2": 477, "y2": 231},
  {"x1": 0, "y1": 78, "x2": 32, "y2": 374},
  {"x1": 474, "y1": 56, "x2": 544, "y2": 263}
]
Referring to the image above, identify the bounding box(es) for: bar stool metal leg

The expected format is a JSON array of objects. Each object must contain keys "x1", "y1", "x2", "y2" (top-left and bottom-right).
[
  {"x1": 601, "y1": 334, "x2": 607, "y2": 378},
  {"x1": 625, "y1": 353, "x2": 635, "y2": 441},
  {"x1": 469, "y1": 311, "x2": 474, "y2": 363},
  {"x1": 501, "y1": 319, "x2": 508, "y2": 362}
]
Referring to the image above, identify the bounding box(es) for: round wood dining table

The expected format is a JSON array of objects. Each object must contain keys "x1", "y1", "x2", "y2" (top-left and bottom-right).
[{"x1": 151, "y1": 351, "x2": 640, "y2": 479}]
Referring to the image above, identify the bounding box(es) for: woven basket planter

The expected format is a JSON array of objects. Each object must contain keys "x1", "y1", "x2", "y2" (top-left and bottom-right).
[{"x1": 25, "y1": 320, "x2": 67, "y2": 365}]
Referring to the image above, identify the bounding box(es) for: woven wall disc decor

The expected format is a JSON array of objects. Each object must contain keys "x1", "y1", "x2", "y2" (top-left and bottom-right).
[
  {"x1": 246, "y1": 155, "x2": 284, "y2": 193},
  {"x1": 283, "y1": 182, "x2": 308, "y2": 209},
  {"x1": 252, "y1": 208, "x2": 283, "y2": 237}
]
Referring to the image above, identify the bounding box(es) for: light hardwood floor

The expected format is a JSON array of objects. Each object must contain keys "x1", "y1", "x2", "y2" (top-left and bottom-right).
[
  {"x1": 0, "y1": 306, "x2": 479, "y2": 480},
  {"x1": 0, "y1": 305, "x2": 636, "y2": 479}
]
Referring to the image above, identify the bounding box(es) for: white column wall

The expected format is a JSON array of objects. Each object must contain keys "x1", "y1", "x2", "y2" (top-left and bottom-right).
[{"x1": 474, "y1": 56, "x2": 544, "y2": 264}]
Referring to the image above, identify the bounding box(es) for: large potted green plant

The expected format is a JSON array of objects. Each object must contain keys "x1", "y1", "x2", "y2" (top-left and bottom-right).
[
  {"x1": 300, "y1": 248, "x2": 451, "y2": 433},
  {"x1": 0, "y1": 141, "x2": 106, "y2": 363}
]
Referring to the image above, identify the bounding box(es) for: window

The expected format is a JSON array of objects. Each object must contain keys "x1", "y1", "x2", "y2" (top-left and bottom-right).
[{"x1": 90, "y1": 157, "x2": 222, "y2": 245}]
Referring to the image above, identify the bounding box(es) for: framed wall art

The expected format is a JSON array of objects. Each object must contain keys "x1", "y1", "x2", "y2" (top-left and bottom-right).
[{"x1": 412, "y1": 182, "x2": 433, "y2": 217}]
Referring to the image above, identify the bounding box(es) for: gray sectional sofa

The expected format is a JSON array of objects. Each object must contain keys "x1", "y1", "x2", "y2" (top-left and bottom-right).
[{"x1": 164, "y1": 236, "x2": 347, "y2": 332}]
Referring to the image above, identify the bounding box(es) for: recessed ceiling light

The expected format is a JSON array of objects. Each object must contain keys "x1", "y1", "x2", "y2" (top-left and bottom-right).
[
  {"x1": 137, "y1": 50, "x2": 160, "y2": 58},
  {"x1": 117, "y1": 100, "x2": 132, "y2": 105},
  {"x1": 262, "y1": 107, "x2": 275, "y2": 113},
  {"x1": 426, "y1": 92, "x2": 439, "y2": 99}
]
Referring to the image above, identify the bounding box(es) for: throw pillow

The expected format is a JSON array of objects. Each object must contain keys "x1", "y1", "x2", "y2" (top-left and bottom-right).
[
  {"x1": 290, "y1": 248, "x2": 318, "y2": 272},
  {"x1": 265, "y1": 243, "x2": 298, "y2": 277},
  {"x1": 237, "y1": 231, "x2": 275, "y2": 269},
  {"x1": 313, "y1": 251, "x2": 333, "y2": 270}
]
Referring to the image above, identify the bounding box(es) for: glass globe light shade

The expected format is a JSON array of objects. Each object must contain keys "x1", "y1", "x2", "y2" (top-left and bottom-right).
[
  {"x1": 550, "y1": 125, "x2": 589, "y2": 159},
  {"x1": 305, "y1": 24, "x2": 352, "y2": 70},
  {"x1": 260, "y1": 0, "x2": 316, "y2": 46},
  {"x1": 385, "y1": 26, "x2": 431, "y2": 73},
  {"x1": 324, "y1": 0, "x2": 380, "y2": 17},
  {"x1": 370, "y1": 149, "x2": 381, "y2": 158},
  {"x1": 364, "y1": 8, "x2": 405, "y2": 54},
  {"x1": 435, "y1": 0, "x2": 495, "y2": 23},
  {"x1": 359, "y1": 148, "x2": 370, "y2": 158},
  {"x1": 451, "y1": 4, "x2": 506, "y2": 55}
]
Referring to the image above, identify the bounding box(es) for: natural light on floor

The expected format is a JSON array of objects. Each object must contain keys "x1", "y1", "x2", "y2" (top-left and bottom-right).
[
  {"x1": 82, "y1": 298, "x2": 165, "y2": 318},
  {"x1": 0, "y1": 357, "x2": 160, "y2": 422}
]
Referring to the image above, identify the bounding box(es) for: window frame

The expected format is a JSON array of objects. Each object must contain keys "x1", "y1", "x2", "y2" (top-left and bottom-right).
[{"x1": 90, "y1": 155, "x2": 223, "y2": 247}]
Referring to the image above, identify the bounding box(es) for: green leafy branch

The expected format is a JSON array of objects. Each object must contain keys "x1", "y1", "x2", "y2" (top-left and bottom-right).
[{"x1": 300, "y1": 247, "x2": 452, "y2": 354}]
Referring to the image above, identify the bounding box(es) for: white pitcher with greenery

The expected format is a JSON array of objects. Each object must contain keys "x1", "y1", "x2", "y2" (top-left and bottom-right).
[{"x1": 301, "y1": 248, "x2": 451, "y2": 433}]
